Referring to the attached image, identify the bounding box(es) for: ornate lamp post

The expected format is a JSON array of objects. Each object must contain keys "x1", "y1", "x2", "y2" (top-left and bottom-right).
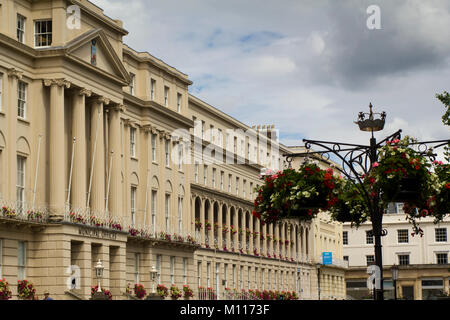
[
  {"x1": 150, "y1": 265, "x2": 157, "y2": 294},
  {"x1": 284, "y1": 103, "x2": 449, "y2": 301},
  {"x1": 91, "y1": 259, "x2": 108, "y2": 300},
  {"x1": 146, "y1": 265, "x2": 163, "y2": 300},
  {"x1": 95, "y1": 259, "x2": 104, "y2": 292}
]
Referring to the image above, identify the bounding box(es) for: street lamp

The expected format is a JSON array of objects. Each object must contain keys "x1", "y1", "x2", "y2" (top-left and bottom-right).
[
  {"x1": 284, "y1": 103, "x2": 449, "y2": 301},
  {"x1": 391, "y1": 264, "x2": 399, "y2": 300},
  {"x1": 150, "y1": 265, "x2": 157, "y2": 294},
  {"x1": 94, "y1": 259, "x2": 104, "y2": 293}
]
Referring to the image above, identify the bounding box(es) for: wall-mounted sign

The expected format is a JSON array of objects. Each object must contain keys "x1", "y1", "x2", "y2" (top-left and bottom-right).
[
  {"x1": 78, "y1": 227, "x2": 117, "y2": 240},
  {"x1": 322, "y1": 252, "x2": 332, "y2": 265}
]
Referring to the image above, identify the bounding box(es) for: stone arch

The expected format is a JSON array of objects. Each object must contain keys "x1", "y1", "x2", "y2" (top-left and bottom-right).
[
  {"x1": 165, "y1": 180, "x2": 172, "y2": 194},
  {"x1": 16, "y1": 136, "x2": 30, "y2": 155},
  {"x1": 0, "y1": 131, "x2": 5, "y2": 149},
  {"x1": 178, "y1": 184, "x2": 185, "y2": 197},
  {"x1": 152, "y1": 176, "x2": 159, "y2": 189},
  {"x1": 130, "y1": 172, "x2": 139, "y2": 186}
]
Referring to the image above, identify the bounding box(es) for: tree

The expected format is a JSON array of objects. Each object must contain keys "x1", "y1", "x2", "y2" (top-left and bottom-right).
[{"x1": 436, "y1": 91, "x2": 450, "y2": 126}]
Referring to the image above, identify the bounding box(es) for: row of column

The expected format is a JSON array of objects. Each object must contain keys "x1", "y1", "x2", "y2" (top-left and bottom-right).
[
  {"x1": 194, "y1": 196, "x2": 311, "y2": 260},
  {"x1": 44, "y1": 78, "x2": 124, "y2": 220}
]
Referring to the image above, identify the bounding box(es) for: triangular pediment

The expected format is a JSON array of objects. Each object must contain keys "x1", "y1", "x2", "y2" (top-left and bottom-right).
[{"x1": 65, "y1": 29, "x2": 130, "y2": 85}]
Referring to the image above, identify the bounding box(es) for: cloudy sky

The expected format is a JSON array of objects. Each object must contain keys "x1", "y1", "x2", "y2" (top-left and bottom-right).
[{"x1": 92, "y1": 0, "x2": 449, "y2": 150}]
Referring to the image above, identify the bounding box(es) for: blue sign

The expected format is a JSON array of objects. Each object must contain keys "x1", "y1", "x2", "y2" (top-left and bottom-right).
[{"x1": 322, "y1": 252, "x2": 332, "y2": 265}]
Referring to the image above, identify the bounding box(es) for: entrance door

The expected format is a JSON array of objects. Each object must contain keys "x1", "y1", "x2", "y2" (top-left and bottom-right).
[{"x1": 402, "y1": 286, "x2": 414, "y2": 300}]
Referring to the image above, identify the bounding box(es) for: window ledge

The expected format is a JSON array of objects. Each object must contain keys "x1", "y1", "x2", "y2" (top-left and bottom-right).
[{"x1": 18, "y1": 117, "x2": 30, "y2": 125}]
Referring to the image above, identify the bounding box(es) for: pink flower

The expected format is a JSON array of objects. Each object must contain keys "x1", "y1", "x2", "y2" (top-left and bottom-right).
[{"x1": 372, "y1": 162, "x2": 379, "y2": 168}]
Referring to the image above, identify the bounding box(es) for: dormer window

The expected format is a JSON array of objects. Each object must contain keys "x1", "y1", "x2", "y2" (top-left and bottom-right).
[{"x1": 34, "y1": 20, "x2": 52, "y2": 47}]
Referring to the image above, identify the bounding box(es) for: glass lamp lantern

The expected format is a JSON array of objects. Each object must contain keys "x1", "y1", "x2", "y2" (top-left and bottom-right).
[
  {"x1": 94, "y1": 259, "x2": 104, "y2": 292},
  {"x1": 150, "y1": 265, "x2": 157, "y2": 293}
]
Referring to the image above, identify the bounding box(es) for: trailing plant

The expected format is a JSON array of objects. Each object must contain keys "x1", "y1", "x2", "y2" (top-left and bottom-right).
[
  {"x1": 157, "y1": 284, "x2": 168, "y2": 298},
  {"x1": 134, "y1": 283, "x2": 146, "y2": 299},
  {"x1": 17, "y1": 279, "x2": 36, "y2": 300},
  {"x1": 170, "y1": 284, "x2": 182, "y2": 299},
  {"x1": 0, "y1": 278, "x2": 12, "y2": 300}
]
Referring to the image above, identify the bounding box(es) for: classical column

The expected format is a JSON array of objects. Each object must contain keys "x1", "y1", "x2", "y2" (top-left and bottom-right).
[
  {"x1": 107, "y1": 104, "x2": 125, "y2": 219},
  {"x1": 262, "y1": 222, "x2": 267, "y2": 256},
  {"x1": 71, "y1": 88, "x2": 91, "y2": 211},
  {"x1": 44, "y1": 79, "x2": 71, "y2": 220},
  {"x1": 232, "y1": 208, "x2": 238, "y2": 250},
  {"x1": 207, "y1": 200, "x2": 213, "y2": 247},
  {"x1": 248, "y1": 214, "x2": 254, "y2": 253},
  {"x1": 6, "y1": 69, "x2": 22, "y2": 202},
  {"x1": 241, "y1": 211, "x2": 246, "y2": 253},
  {"x1": 200, "y1": 197, "x2": 206, "y2": 246},
  {"x1": 88, "y1": 96, "x2": 109, "y2": 215},
  {"x1": 218, "y1": 202, "x2": 223, "y2": 249},
  {"x1": 255, "y1": 218, "x2": 261, "y2": 253},
  {"x1": 225, "y1": 205, "x2": 231, "y2": 249},
  {"x1": 275, "y1": 224, "x2": 280, "y2": 257}
]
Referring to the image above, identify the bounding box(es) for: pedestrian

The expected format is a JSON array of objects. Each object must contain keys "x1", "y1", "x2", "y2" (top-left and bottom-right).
[{"x1": 43, "y1": 290, "x2": 53, "y2": 300}]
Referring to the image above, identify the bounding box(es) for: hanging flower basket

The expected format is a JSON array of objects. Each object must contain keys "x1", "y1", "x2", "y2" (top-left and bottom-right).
[
  {"x1": 195, "y1": 219, "x2": 202, "y2": 230},
  {"x1": 170, "y1": 285, "x2": 182, "y2": 300},
  {"x1": 17, "y1": 280, "x2": 36, "y2": 300},
  {"x1": 329, "y1": 179, "x2": 370, "y2": 227},
  {"x1": 0, "y1": 278, "x2": 12, "y2": 300},
  {"x1": 157, "y1": 284, "x2": 168, "y2": 298},
  {"x1": 183, "y1": 285, "x2": 194, "y2": 299},
  {"x1": 367, "y1": 137, "x2": 433, "y2": 206},
  {"x1": 252, "y1": 163, "x2": 341, "y2": 224},
  {"x1": 134, "y1": 284, "x2": 146, "y2": 299},
  {"x1": 91, "y1": 286, "x2": 113, "y2": 300}
]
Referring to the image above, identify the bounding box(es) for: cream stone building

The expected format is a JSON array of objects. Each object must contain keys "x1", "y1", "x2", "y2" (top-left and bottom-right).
[
  {"x1": 0, "y1": 0, "x2": 346, "y2": 300},
  {"x1": 343, "y1": 203, "x2": 450, "y2": 300}
]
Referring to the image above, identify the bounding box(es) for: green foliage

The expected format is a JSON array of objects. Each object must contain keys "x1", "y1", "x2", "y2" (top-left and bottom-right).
[
  {"x1": 252, "y1": 163, "x2": 341, "y2": 224},
  {"x1": 436, "y1": 91, "x2": 450, "y2": 126}
]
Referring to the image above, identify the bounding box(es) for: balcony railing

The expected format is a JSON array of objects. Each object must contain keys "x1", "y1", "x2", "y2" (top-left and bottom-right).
[{"x1": 0, "y1": 200, "x2": 49, "y2": 224}]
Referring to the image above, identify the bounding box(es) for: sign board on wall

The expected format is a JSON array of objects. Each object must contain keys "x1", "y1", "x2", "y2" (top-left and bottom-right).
[{"x1": 322, "y1": 252, "x2": 332, "y2": 265}]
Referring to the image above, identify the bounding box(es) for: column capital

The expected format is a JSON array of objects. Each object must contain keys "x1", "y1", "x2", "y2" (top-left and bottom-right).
[
  {"x1": 123, "y1": 118, "x2": 136, "y2": 127},
  {"x1": 108, "y1": 103, "x2": 126, "y2": 113},
  {"x1": 78, "y1": 88, "x2": 92, "y2": 97},
  {"x1": 92, "y1": 96, "x2": 110, "y2": 105},
  {"x1": 7, "y1": 68, "x2": 23, "y2": 80},
  {"x1": 142, "y1": 124, "x2": 153, "y2": 134},
  {"x1": 43, "y1": 78, "x2": 71, "y2": 88}
]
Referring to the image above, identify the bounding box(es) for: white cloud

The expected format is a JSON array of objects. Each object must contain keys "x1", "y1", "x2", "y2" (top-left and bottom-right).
[{"x1": 90, "y1": 0, "x2": 450, "y2": 154}]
